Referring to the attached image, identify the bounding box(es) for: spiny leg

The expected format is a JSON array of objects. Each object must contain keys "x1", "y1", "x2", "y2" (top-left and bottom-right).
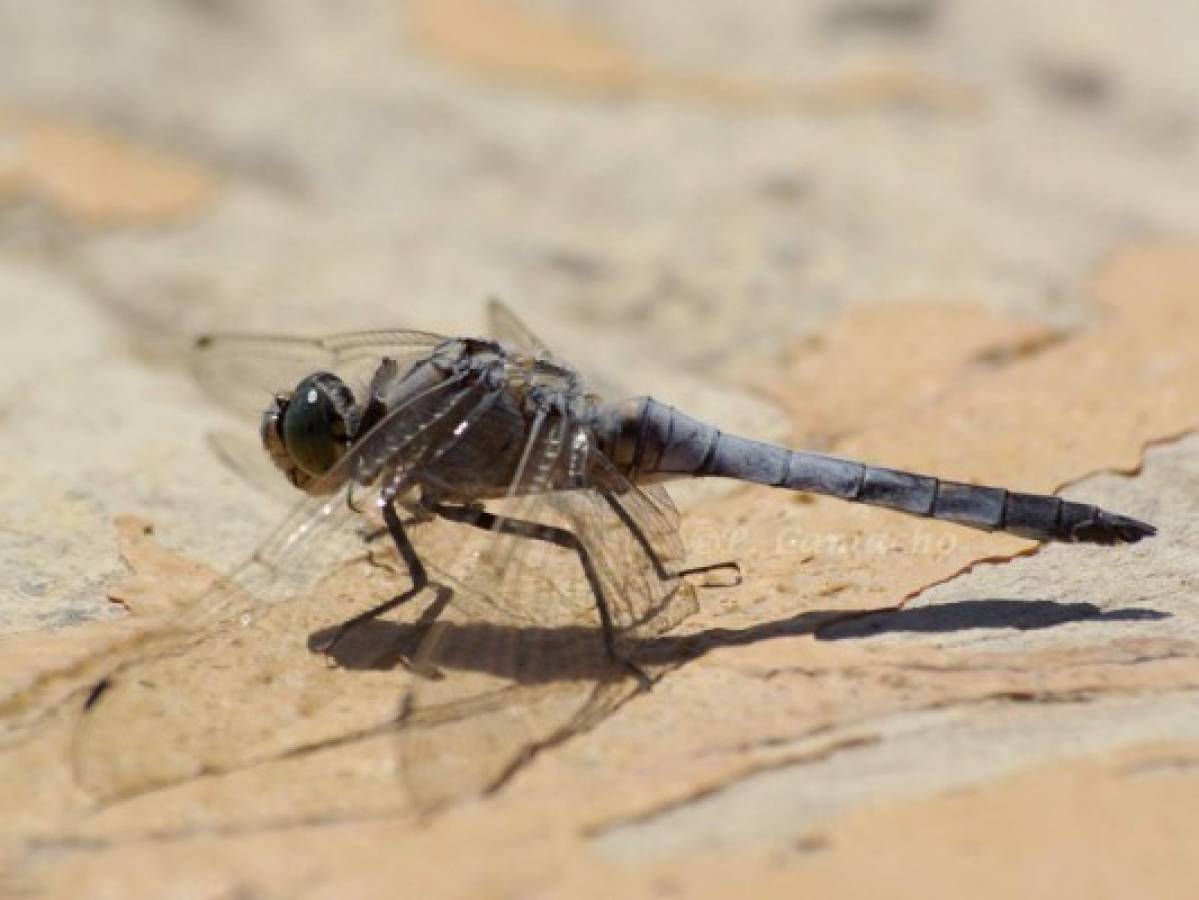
[
  {"x1": 428, "y1": 500, "x2": 652, "y2": 689},
  {"x1": 310, "y1": 501, "x2": 432, "y2": 655},
  {"x1": 598, "y1": 488, "x2": 742, "y2": 584}
]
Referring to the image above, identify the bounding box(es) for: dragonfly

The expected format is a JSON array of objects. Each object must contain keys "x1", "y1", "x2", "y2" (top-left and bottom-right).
[{"x1": 69, "y1": 301, "x2": 1156, "y2": 812}]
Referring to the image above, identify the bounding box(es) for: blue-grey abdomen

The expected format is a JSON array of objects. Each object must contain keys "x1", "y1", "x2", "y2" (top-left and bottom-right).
[{"x1": 593, "y1": 397, "x2": 1154, "y2": 546}]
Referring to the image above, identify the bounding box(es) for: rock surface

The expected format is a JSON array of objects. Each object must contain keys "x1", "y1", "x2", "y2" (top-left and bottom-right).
[{"x1": 2, "y1": 2, "x2": 1198, "y2": 897}]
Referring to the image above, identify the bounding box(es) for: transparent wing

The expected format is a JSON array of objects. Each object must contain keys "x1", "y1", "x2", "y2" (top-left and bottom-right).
[
  {"x1": 65, "y1": 374, "x2": 509, "y2": 803},
  {"x1": 639, "y1": 482, "x2": 683, "y2": 534},
  {"x1": 204, "y1": 429, "x2": 297, "y2": 506},
  {"x1": 192, "y1": 328, "x2": 446, "y2": 423},
  {"x1": 486, "y1": 299, "x2": 554, "y2": 359},
  {"x1": 397, "y1": 409, "x2": 643, "y2": 813},
  {"x1": 483, "y1": 299, "x2": 637, "y2": 403},
  {"x1": 549, "y1": 426, "x2": 696, "y2": 640}
]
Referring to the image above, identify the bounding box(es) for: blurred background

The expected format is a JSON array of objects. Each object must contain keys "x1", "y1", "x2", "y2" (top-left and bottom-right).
[{"x1": 5, "y1": 0, "x2": 1199, "y2": 353}]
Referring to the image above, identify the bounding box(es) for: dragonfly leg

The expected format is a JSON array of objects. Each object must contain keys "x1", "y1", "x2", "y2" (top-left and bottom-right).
[
  {"x1": 358, "y1": 496, "x2": 433, "y2": 554},
  {"x1": 597, "y1": 489, "x2": 742, "y2": 585},
  {"x1": 310, "y1": 501, "x2": 431, "y2": 655},
  {"x1": 429, "y1": 501, "x2": 652, "y2": 689}
]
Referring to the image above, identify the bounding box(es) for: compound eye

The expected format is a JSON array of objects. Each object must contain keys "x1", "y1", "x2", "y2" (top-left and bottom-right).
[{"x1": 280, "y1": 372, "x2": 355, "y2": 478}]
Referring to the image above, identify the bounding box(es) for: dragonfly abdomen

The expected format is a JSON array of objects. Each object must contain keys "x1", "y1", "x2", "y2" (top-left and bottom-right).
[{"x1": 599, "y1": 397, "x2": 1154, "y2": 546}]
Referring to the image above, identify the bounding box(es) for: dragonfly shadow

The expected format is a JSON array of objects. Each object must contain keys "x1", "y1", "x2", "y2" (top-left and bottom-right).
[
  {"x1": 814, "y1": 598, "x2": 1170, "y2": 641},
  {"x1": 312, "y1": 596, "x2": 1170, "y2": 682},
  {"x1": 311, "y1": 605, "x2": 848, "y2": 682}
]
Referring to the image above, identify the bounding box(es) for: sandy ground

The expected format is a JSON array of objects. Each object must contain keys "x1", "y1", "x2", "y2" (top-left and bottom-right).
[{"x1": 1, "y1": 2, "x2": 1198, "y2": 897}]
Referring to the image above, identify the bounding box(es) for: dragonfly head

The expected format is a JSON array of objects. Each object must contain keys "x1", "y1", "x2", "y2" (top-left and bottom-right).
[{"x1": 261, "y1": 371, "x2": 357, "y2": 493}]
